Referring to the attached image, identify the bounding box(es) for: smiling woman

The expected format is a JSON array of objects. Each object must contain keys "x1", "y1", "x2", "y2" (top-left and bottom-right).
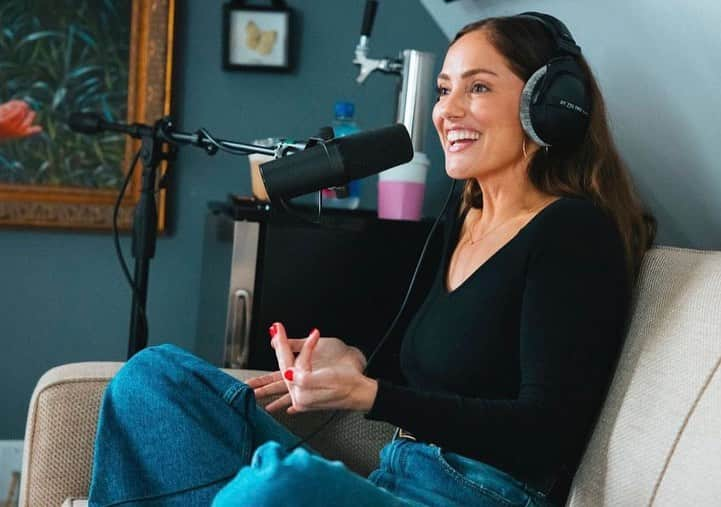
[
  {"x1": 85, "y1": 12, "x2": 655, "y2": 507},
  {"x1": 0, "y1": 0, "x2": 174, "y2": 230}
]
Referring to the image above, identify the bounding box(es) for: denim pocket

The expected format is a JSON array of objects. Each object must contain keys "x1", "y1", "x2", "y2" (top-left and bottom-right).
[{"x1": 435, "y1": 448, "x2": 530, "y2": 507}]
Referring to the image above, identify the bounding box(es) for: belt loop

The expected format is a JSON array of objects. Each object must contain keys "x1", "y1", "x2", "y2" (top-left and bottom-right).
[{"x1": 395, "y1": 428, "x2": 417, "y2": 441}]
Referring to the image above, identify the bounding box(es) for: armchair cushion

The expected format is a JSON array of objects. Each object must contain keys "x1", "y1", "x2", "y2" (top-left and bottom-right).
[{"x1": 567, "y1": 247, "x2": 721, "y2": 506}]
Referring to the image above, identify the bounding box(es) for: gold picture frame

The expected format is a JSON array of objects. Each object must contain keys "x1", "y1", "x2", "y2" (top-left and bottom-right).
[{"x1": 0, "y1": 0, "x2": 175, "y2": 230}]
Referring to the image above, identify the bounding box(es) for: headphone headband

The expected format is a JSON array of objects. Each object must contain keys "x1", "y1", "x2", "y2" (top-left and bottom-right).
[{"x1": 516, "y1": 12, "x2": 581, "y2": 57}]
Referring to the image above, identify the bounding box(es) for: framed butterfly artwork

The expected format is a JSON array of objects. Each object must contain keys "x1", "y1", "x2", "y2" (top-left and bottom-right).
[{"x1": 223, "y1": 0, "x2": 292, "y2": 71}]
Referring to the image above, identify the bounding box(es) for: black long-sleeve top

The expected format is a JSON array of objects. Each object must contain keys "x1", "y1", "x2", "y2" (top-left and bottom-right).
[{"x1": 365, "y1": 195, "x2": 631, "y2": 497}]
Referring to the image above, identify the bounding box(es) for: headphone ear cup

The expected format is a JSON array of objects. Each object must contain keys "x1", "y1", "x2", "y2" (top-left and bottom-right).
[
  {"x1": 520, "y1": 65, "x2": 550, "y2": 147},
  {"x1": 520, "y1": 57, "x2": 591, "y2": 147}
]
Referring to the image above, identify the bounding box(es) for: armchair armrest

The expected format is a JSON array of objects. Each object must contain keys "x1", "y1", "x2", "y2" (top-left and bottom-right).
[{"x1": 20, "y1": 362, "x2": 394, "y2": 507}]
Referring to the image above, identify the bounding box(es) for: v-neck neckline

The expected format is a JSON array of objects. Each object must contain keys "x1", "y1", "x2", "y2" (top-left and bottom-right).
[{"x1": 443, "y1": 197, "x2": 565, "y2": 295}]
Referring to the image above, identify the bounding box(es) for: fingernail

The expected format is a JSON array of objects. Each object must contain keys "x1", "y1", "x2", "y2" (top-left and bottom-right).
[
  {"x1": 311, "y1": 328, "x2": 319, "y2": 335},
  {"x1": 269, "y1": 324, "x2": 278, "y2": 339},
  {"x1": 284, "y1": 369, "x2": 294, "y2": 381}
]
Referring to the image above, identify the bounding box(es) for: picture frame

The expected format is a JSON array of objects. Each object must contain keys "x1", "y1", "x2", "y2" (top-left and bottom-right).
[
  {"x1": 223, "y1": 0, "x2": 292, "y2": 72},
  {"x1": 0, "y1": 0, "x2": 175, "y2": 231}
]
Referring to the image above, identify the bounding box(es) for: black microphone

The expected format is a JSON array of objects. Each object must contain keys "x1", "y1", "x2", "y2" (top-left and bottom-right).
[
  {"x1": 67, "y1": 112, "x2": 154, "y2": 138},
  {"x1": 259, "y1": 123, "x2": 413, "y2": 200}
]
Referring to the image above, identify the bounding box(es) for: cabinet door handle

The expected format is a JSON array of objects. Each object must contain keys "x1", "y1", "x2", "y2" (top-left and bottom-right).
[{"x1": 225, "y1": 288, "x2": 251, "y2": 368}]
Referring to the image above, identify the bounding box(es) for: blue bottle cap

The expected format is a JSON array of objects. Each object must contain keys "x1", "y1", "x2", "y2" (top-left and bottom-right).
[{"x1": 334, "y1": 101, "x2": 355, "y2": 119}]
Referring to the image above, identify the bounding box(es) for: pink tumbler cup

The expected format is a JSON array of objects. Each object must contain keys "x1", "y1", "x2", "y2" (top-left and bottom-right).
[{"x1": 378, "y1": 152, "x2": 429, "y2": 221}]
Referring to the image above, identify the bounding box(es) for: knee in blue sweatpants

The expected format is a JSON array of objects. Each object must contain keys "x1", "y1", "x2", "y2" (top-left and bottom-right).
[
  {"x1": 213, "y1": 441, "x2": 411, "y2": 507},
  {"x1": 120, "y1": 344, "x2": 247, "y2": 403},
  {"x1": 90, "y1": 344, "x2": 257, "y2": 505}
]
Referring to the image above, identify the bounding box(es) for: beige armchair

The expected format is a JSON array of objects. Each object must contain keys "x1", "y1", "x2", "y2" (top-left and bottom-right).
[{"x1": 19, "y1": 246, "x2": 721, "y2": 506}]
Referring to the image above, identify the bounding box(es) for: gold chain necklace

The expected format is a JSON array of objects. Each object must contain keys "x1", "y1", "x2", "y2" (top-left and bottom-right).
[{"x1": 465, "y1": 200, "x2": 553, "y2": 246}]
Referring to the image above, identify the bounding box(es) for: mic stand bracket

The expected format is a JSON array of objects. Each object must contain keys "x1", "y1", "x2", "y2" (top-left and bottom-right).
[{"x1": 127, "y1": 119, "x2": 171, "y2": 358}]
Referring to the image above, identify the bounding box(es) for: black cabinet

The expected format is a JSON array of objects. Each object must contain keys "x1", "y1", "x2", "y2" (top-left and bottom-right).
[{"x1": 195, "y1": 198, "x2": 443, "y2": 372}]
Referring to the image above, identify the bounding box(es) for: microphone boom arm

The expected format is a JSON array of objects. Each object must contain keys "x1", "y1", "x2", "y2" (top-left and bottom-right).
[
  {"x1": 68, "y1": 112, "x2": 305, "y2": 158},
  {"x1": 157, "y1": 119, "x2": 306, "y2": 158}
]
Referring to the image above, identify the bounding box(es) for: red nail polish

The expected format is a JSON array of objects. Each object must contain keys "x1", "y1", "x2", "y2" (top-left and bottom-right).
[
  {"x1": 269, "y1": 324, "x2": 278, "y2": 339},
  {"x1": 284, "y1": 369, "x2": 294, "y2": 381}
]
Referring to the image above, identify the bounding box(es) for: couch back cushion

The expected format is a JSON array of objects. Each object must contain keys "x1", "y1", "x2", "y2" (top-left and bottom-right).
[{"x1": 567, "y1": 246, "x2": 721, "y2": 506}]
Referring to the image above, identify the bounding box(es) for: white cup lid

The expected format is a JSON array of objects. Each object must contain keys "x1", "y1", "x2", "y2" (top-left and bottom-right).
[{"x1": 379, "y1": 151, "x2": 429, "y2": 183}]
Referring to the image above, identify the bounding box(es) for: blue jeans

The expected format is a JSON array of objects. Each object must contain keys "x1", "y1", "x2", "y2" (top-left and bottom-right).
[{"x1": 89, "y1": 345, "x2": 555, "y2": 506}]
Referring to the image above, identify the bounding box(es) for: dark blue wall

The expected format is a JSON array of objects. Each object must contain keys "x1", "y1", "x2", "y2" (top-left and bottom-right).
[{"x1": 0, "y1": 1, "x2": 449, "y2": 438}]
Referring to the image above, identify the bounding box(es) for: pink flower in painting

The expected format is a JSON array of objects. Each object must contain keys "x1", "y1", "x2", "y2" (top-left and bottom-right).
[{"x1": 0, "y1": 100, "x2": 43, "y2": 141}]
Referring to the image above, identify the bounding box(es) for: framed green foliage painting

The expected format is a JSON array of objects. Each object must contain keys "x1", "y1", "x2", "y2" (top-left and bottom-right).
[{"x1": 0, "y1": 0, "x2": 175, "y2": 230}]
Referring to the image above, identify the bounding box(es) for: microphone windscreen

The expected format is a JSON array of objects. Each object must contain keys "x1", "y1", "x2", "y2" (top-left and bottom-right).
[
  {"x1": 336, "y1": 124, "x2": 413, "y2": 180},
  {"x1": 259, "y1": 123, "x2": 413, "y2": 201},
  {"x1": 260, "y1": 143, "x2": 345, "y2": 199},
  {"x1": 68, "y1": 112, "x2": 103, "y2": 134}
]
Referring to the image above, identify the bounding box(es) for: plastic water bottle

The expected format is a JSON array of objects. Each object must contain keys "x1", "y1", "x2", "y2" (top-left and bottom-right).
[{"x1": 322, "y1": 101, "x2": 361, "y2": 209}]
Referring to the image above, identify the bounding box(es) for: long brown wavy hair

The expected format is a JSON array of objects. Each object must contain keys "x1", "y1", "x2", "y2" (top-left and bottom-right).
[{"x1": 452, "y1": 16, "x2": 656, "y2": 280}]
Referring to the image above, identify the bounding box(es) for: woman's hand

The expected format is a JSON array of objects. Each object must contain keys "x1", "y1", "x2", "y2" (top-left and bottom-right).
[
  {"x1": 0, "y1": 100, "x2": 42, "y2": 141},
  {"x1": 246, "y1": 325, "x2": 367, "y2": 403},
  {"x1": 246, "y1": 323, "x2": 377, "y2": 414}
]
